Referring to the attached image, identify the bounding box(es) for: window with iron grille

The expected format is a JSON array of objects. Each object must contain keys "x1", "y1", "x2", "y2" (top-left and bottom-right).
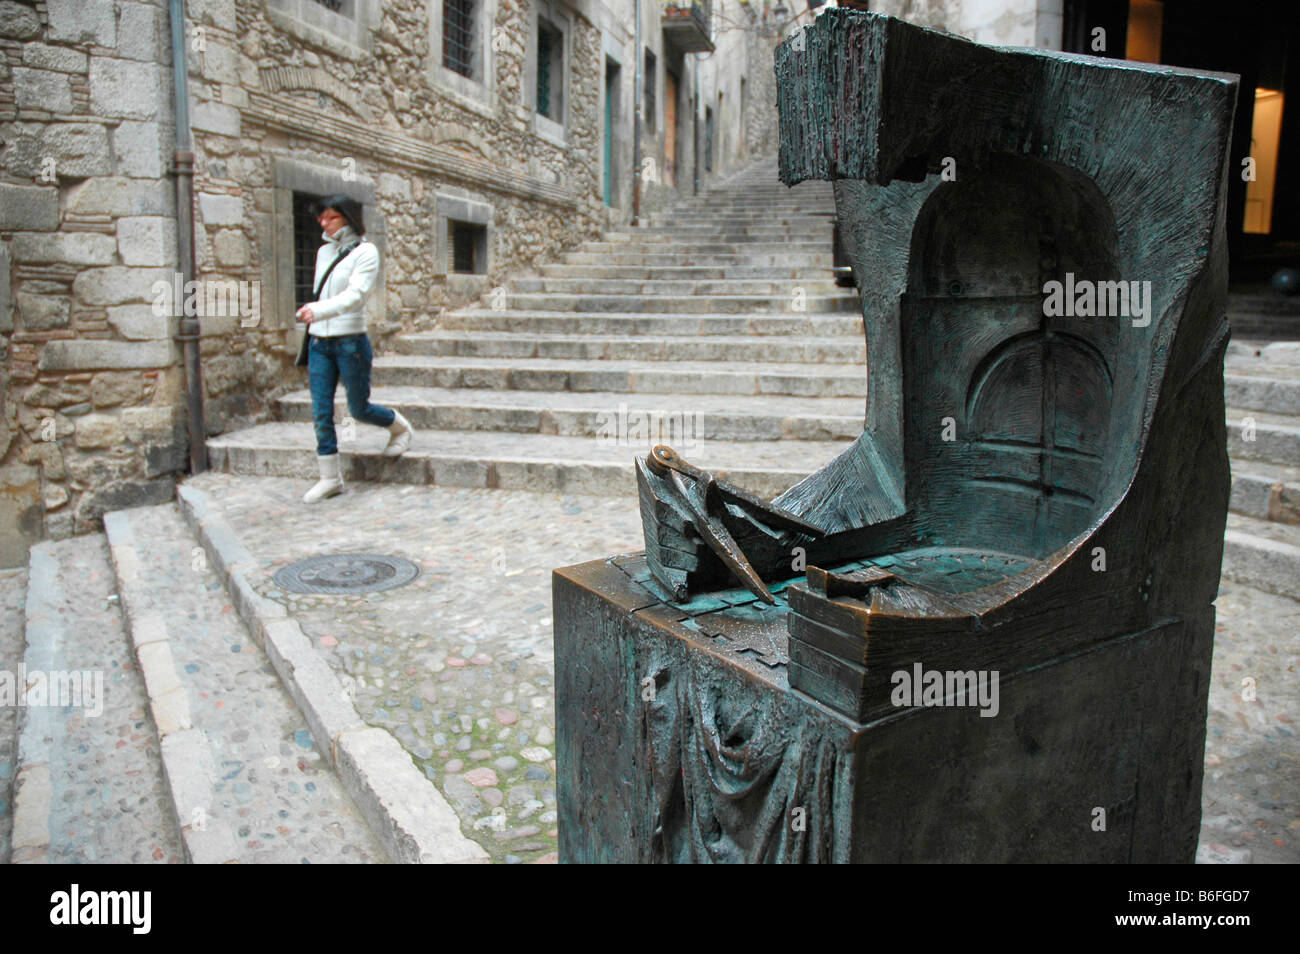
[
  {"x1": 450, "y1": 221, "x2": 486, "y2": 274},
  {"x1": 644, "y1": 48, "x2": 656, "y2": 134},
  {"x1": 537, "y1": 18, "x2": 563, "y2": 121},
  {"x1": 443, "y1": 0, "x2": 477, "y2": 78},
  {"x1": 310, "y1": 0, "x2": 345, "y2": 11},
  {"x1": 294, "y1": 192, "x2": 325, "y2": 307}
]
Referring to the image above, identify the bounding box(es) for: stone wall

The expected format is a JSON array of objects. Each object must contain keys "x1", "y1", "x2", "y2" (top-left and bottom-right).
[
  {"x1": 0, "y1": 0, "x2": 182, "y2": 563},
  {"x1": 0, "y1": 0, "x2": 779, "y2": 566}
]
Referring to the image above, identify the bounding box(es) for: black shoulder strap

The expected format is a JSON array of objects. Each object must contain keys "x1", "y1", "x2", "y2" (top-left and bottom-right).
[{"x1": 312, "y1": 242, "x2": 360, "y2": 299}]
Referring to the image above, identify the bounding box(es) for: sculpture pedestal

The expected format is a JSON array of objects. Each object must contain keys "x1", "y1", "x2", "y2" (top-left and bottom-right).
[{"x1": 553, "y1": 555, "x2": 1211, "y2": 863}]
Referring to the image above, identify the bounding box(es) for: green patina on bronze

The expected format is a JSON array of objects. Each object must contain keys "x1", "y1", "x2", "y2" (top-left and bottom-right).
[{"x1": 553, "y1": 9, "x2": 1238, "y2": 862}]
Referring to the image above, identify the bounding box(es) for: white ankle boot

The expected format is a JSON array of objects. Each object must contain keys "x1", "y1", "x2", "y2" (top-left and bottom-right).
[
  {"x1": 383, "y1": 410, "x2": 412, "y2": 457},
  {"x1": 303, "y1": 454, "x2": 344, "y2": 503}
]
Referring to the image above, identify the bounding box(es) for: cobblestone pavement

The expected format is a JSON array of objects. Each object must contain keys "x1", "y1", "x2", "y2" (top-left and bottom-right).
[
  {"x1": 0, "y1": 566, "x2": 25, "y2": 864},
  {"x1": 181, "y1": 472, "x2": 1298, "y2": 864},
  {"x1": 1198, "y1": 581, "x2": 1299, "y2": 864},
  {"x1": 185, "y1": 472, "x2": 645, "y2": 863},
  {"x1": 1, "y1": 473, "x2": 1294, "y2": 863}
]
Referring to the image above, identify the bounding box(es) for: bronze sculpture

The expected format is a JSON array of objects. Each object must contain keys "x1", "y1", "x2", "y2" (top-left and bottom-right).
[{"x1": 554, "y1": 10, "x2": 1237, "y2": 862}]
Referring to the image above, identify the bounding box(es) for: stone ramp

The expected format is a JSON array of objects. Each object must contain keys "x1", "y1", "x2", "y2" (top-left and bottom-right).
[
  {"x1": 100, "y1": 503, "x2": 388, "y2": 863},
  {"x1": 9, "y1": 535, "x2": 182, "y2": 864}
]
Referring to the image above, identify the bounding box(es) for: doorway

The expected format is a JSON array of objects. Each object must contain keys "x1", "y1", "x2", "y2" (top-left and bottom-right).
[
  {"x1": 665, "y1": 69, "x2": 679, "y2": 188},
  {"x1": 604, "y1": 59, "x2": 619, "y2": 207}
]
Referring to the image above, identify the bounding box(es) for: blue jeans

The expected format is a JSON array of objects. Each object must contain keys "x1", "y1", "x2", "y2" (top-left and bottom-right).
[{"x1": 308, "y1": 333, "x2": 395, "y2": 456}]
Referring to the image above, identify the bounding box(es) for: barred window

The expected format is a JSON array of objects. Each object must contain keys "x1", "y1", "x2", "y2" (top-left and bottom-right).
[
  {"x1": 537, "y1": 18, "x2": 563, "y2": 121},
  {"x1": 310, "y1": 0, "x2": 344, "y2": 11},
  {"x1": 293, "y1": 192, "x2": 324, "y2": 307},
  {"x1": 450, "y1": 221, "x2": 486, "y2": 274},
  {"x1": 443, "y1": 0, "x2": 477, "y2": 78}
]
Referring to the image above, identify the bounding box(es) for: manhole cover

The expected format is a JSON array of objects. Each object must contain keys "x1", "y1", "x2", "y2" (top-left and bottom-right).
[{"x1": 273, "y1": 553, "x2": 420, "y2": 594}]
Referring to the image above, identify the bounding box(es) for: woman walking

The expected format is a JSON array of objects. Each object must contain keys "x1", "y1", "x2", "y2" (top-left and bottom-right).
[{"x1": 296, "y1": 195, "x2": 412, "y2": 503}]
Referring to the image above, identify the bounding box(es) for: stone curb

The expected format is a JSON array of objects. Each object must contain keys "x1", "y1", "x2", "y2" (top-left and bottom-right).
[
  {"x1": 10, "y1": 544, "x2": 59, "y2": 865},
  {"x1": 175, "y1": 482, "x2": 488, "y2": 865},
  {"x1": 102, "y1": 511, "x2": 238, "y2": 864}
]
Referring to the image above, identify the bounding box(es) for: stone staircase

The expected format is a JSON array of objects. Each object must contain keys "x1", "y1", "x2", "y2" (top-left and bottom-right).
[
  {"x1": 207, "y1": 156, "x2": 1300, "y2": 600},
  {"x1": 210, "y1": 157, "x2": 860, "y2": 499},
  {"x1": 1221, "y1": 340, "x2": 1300, "y2": 598}
]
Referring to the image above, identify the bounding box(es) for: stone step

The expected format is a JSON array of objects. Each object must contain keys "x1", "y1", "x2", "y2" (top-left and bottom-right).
[
  {"x1": 1228, "y1": 457, "x2": 1300, "y2": 524},
  {"x1": 101, "y1": 504, "x2": 387, "y2": 863},
  {"x1": 9, "y1": 535, "x2": 183, "y2": 864},
  {"x1": 1223, "y1": 372, "x2": 1300, "y2": 415},
  {"x1": 505, "y1": 277, "x2": 843, "y2": 296},
  {"x1": 537, "y1": 263, "x2": 827, "y2": 280},
  {"x1": 394, "y1": 331, "x2": 866, "y2": 363},
  {"x1": 371, "y1": 355, "x2": 867, "y2": 398},
  {"x1": 578, "y1": 240, "x2": 831, "y2": 255},
  {"x1": 562, "y1": 251, "x2": 831, "y2": 266},
  {"x1": 1222, "y1": 512, "x2": 1300, "y2": 600},
  {"x1": 276, "y1": 386, "x2": 865, "y2": 442},
  {"x1": 497, "y1": 292, "x2": 856, "y2": 315},
  {"x1": 535, "y1": 261, "x2": 826, "y2": 280},
  {"x1": 609, "y1": 228, "x2": 833, "y2": 242},
  {"x1": 1225, "y1": 407, "x2": 1300, "y2": 467},
  {"x1": 437, "y1": 311, "x2": 863, "y2": 337},
  {"x1": 207, "y1": 422, "x2": 848, "y2": 499},
  {"x1": 637, "y1": 216, "x2": 836, "y2": 227}
]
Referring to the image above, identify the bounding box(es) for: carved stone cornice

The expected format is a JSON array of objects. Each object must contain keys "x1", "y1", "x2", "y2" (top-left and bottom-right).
[{"x1": 244, "y1": 91, "x2": 580, "y2": 209}]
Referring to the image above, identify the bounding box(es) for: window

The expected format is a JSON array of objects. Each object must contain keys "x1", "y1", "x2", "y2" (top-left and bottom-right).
[
  {"x1": 644, "y1": 48, "x2": 657, "y2": 134},
  {"x1": 293, "y1": 191, "x2": 325, "y2": 307},
  {"x1": 443, "y1": 0, "x2": 477, "y2": 78},
  {"x1": 430, "y1": 0, "x2": 496, "y2": 111},
  {"x1": 450, "y1": 221, "x2": 487, "y2": 274},
  {"x1": 265, "y1": 0, "x2": 374, "y2": 59},
  {"x1": 537, "y1": 17, "x2": 564, "y2": 122}
]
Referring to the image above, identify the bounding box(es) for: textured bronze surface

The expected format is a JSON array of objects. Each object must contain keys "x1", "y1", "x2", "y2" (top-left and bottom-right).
[{"x1": 556, "y1": 9, "x2": 1237, "y2": 862}]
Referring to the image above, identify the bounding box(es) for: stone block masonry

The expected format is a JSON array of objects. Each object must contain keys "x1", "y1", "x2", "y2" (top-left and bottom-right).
[{"x1": 1, "y1": 0, "x2": 185, "y2": 565}]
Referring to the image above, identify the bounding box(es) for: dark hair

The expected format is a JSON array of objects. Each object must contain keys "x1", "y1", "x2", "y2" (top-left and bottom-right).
[{"x1": 313, "y1": 194, "x2": 365, "y2": 236}]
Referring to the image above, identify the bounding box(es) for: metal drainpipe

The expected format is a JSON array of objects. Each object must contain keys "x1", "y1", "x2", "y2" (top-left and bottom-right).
[
  {"x1": 169, "y1": 0, "x2": 207, "y2": 473},
  {"x1": 693, "y1": 55, "x2": 700, "y2": 196},
  {"x1": 632, "y1": 0, "x2": 642, "y2": 226}
]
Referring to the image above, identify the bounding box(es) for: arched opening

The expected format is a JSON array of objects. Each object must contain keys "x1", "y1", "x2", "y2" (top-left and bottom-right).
[{"x1": 901, "y1": 156, "x2": 1123, "y2": 558}]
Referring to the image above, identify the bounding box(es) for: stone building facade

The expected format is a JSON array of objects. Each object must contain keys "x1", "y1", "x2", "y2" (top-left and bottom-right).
[{"x1": 0, "y1": 0, "x2": 794, "y2": 566}]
